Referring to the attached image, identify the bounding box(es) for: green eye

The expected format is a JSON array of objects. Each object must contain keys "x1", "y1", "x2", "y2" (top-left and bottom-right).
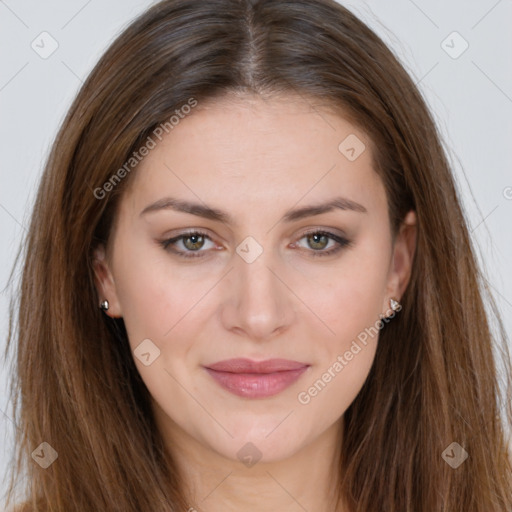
[
  {"x1": 294, "y1": 230, "x2": 351, "y2": 257},
  {"x1": 306, "y1": 233, "x2": 329, "y2": 250},
  {"x1": 160, "y1": 231, "x2": 214, "y2": 258},
  {"x1": 160, "y1": 229, "x2": 351, "y2": 259},
  {"x1": 182, "y1": 234, "x2": 206, "y2": 251}
]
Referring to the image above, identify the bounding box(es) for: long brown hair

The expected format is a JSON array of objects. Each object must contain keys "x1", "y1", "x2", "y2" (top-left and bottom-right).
[{"x1": 4, "y1": 0, "x2": 512, "y2": 510}]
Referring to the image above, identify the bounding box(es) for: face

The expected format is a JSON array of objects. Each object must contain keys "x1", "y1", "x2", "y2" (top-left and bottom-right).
[{"x1": 94, "y1": 93, "x2": 415, "y2": 465}]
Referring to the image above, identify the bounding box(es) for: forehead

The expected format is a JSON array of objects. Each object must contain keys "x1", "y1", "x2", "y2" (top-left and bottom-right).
[{"x1": 122, "y1": 93, "x2": 384, "y2": 218}]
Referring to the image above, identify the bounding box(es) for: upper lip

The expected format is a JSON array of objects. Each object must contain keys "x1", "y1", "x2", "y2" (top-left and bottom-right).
[{"x1": 205, "y1": 358, "x2": 309, "y2": 374}]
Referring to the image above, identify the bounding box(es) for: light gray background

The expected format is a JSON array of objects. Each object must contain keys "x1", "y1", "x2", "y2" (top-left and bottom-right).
[{"x1": 1, "y1": 0, "x2": 511, "y2": 503}]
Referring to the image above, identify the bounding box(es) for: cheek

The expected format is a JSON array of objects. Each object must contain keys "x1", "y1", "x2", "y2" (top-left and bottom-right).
[
  {"x1": 300, "y1": 236, "x2": 391, "y2": 343},
  {"x1": 294, "y1": 233, "x2": 390, "y2": 405},
  {"x1": 111, "y1": 237, "x2": 197, "y2": 347},
  {"x1": 295, "y1": 260, "x2": 387, "y2": 420}
]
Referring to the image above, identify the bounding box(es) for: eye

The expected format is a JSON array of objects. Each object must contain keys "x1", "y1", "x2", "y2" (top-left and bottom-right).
[
  {"x1": 159, "y1": 229, "x2": 351, "y2": 260},
  {"x1": 292, "y1": 230, "x2": 351, "y2": 257},
  {"x1": 159, "y1": 230, "x2": 217, "y2": 258}
]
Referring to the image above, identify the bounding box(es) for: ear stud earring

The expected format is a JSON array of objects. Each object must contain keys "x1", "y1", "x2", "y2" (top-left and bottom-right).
[
  {"x1": 100, "y1": 300, "x2": 109, "y2": 311},
  {"x1": 379, "y1": 298, "x2": 402, "y2": 322},
  {"x1": 390, "y1": 298, "x2": 401, "y2": 312}
]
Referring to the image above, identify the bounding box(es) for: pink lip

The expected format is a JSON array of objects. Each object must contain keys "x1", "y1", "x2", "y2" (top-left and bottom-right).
[{"x1": 204, "y1": 358, "x2": 310, "y2": 398}]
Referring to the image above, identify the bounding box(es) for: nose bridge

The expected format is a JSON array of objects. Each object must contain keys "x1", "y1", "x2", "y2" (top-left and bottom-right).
[
  {"x1": 223, "y1": 236, "x2": 293, "y2": 339},
  {"x1": 238, "y1": 246, "x2": 277, "y2": 298}
]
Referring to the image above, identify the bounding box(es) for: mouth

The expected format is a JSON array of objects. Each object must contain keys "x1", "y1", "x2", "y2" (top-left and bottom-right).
[{"x1": 203, "y1": 358, "x2": 310, "y2": 399}]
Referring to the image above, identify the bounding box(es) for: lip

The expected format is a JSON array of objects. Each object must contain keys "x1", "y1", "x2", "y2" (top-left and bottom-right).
[{"x1": 204, "y1": 358, "x2": 310, "y2": 398}]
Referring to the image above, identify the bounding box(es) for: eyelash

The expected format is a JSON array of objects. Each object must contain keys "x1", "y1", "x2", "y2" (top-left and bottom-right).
[{"x1": 159, "y1": 229, "x2": 351, "y2": 259}]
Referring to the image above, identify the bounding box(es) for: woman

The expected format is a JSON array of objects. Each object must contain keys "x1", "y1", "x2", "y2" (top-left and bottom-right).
[{"x1": 4, "y1": 0, "x2": 511, "y2": 510}]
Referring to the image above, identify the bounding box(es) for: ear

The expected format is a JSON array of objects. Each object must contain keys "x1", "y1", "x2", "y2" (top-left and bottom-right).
[
  {"x1": 92, "y1": 244, "x2": 123, "y2": 318},
  {"x1": 382, "y1": 210, "x2": 417, "y2": 313}
]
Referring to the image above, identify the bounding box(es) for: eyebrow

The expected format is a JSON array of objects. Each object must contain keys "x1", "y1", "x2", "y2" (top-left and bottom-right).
[{"x1": 140, "y1": 195, "x2": 367, "y2": 224}]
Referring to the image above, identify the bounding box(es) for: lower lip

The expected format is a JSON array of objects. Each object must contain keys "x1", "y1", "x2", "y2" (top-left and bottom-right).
[{"x1": 204, "y1": 366, "x2": 309, "y2": 398}]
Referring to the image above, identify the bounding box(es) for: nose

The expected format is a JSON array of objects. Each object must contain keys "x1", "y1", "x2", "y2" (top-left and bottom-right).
[{"x1": 220, "y1": 246, "x2": 296, "y2": 342}]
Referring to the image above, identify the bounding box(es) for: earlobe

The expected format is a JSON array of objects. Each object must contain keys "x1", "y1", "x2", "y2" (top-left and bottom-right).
[{"x1": 92, "y1": 244, "x2": 122, "y2": 318}]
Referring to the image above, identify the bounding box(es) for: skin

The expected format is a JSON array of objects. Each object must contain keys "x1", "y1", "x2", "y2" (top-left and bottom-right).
[{"x1": 93, "y1": 93, "x2": 416, "y2": 512}]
